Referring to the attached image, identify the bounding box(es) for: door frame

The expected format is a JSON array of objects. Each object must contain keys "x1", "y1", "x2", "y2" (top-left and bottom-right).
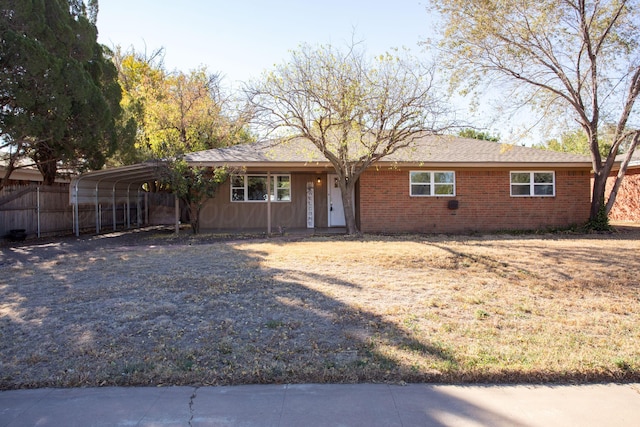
[{"x1": 327, "y1": 174, "x2": 353, "y2": 227}]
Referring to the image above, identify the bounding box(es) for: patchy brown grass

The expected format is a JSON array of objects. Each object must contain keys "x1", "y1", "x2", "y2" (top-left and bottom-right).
[{"x1": 1, "y1": 226, "x2": 639, "y2": 389}]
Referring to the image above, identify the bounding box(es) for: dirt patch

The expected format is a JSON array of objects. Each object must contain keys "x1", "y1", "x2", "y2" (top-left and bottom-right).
[{"x1": 1, "y1": 226, "x2": 639, "y2": 389}]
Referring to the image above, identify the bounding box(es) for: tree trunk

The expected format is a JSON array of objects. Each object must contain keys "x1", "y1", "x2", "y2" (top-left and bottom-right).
[
  {"x1": 33, "y1": 144, "x2": 58, "y2": 185},
  {"x1": 590, "y1": 171, "x2": 607, "y2": 221},
  {"x1": 0, "y1": 158, "x2": 16, "y2": 191},
  {"x1": 341, "y1": 182, "x2": 359, "y2": 235},
  {"x1": 605, "y1": 135, "x2": 640, "y2": 215},
  {"x1": 39, "y1": 161, "x2": 57, "y2": 186},
  {"x1": 189, "y1": 202, "x2": 199, "y2": 234}
]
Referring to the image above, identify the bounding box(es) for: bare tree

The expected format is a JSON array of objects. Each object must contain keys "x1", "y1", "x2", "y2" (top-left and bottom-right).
[
  {"x1": 430, "y1": 0, "x2": 640, "y2": 227},
  {"x1": 246, "y1": 43, "x2": 452, "y2": 234}
]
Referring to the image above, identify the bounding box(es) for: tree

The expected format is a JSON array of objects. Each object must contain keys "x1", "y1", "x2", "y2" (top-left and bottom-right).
[
  {"x1": 108, "y1": 46, "x2": 171, "y2": 165},
  {"x1": 110, "y1": 48, "x2": 253, "y2": 163},
  {"x1": 247, "y1": 43, "x2": 452, "y2": 234},
  {"x1": 430, "y1": 0, "x2": 640, "y2": 227},
  {"x1": 534, "y1": 127, "x2": 613, "y2": 156},
  {"x1": 147, "y1": 68, "x2": 244, "y2": 157},
  {"x1": 458, "y1": 128, "x2": 499, "y2": 142},
  {"x1": 159, "y1": 158, "x2": 228, "y2": 234},
  {"x1": 0, "y1": 0, "x2": 129, "y2": 187}
]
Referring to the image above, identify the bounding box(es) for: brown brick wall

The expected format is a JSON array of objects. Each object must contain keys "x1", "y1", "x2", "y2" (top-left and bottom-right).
[
  {"x1": 359, "y1": 168, "x2": 591, "y2": 233},
  {"x1": 607, "y1": 167, "x2": 640, "y2": 222}
]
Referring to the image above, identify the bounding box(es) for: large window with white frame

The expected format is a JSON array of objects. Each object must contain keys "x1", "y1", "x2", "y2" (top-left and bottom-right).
[
  {"x1": 510, "y1": 171, "x2": 555, "y2": 197},
  {"x1": 410, "y1": 171, "x2": 456, "y2": 196},
  {"x1": 231, "y1": 174, "x2": 291, "y2": 202}
]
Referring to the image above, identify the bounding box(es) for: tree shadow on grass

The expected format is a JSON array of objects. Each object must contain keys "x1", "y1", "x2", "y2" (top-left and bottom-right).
[
  {"x1": 1, "y1": 231, "x2": 638, "y2": 396},
  {"x1": 425, "y1": 235, "x2": 640, "y2": 290},
  {"x1": 0, "y1": 233, "x2": 461, "y2": 390}
]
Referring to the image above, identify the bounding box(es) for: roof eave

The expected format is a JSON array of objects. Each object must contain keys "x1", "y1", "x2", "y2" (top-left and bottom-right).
[
  {"x1": 187, "y1": 160, "x2": 593, "y2": 169},
  {"x1": 186, "y1": 161, "x2": 334, "y2": 169},
  {"x1": 375, "y1": 161, "x2": 593, "y2": 169}
]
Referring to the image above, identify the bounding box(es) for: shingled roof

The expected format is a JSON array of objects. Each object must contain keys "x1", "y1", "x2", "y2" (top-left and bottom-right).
[
  {"x1": 616, "y1": 148, "x2": 640, "y2": 168},
  {"x1": 184, "y1": 133, "x2": 592, "y2": 168}
]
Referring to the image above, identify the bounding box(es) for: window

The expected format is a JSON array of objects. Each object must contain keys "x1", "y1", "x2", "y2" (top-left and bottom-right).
[
  {"x1": 410, "y1": 171, "x2": 455, "y2": 196},
  {"x1": 510, "y1": 171, "x2": 555, "y2": 197},
  {"x1": 231, "y1": 174, "x2": 291, "y2": 202}
]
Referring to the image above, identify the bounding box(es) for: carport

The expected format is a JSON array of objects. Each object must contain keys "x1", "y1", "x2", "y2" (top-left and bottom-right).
[{"x1": 69, "y1": 161, "x2": 179, "y2": 236}]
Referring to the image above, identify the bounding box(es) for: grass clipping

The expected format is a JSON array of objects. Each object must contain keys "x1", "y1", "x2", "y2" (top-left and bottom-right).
[{"x1": 1, "y1": 229, "x2": 639, "y2": 389}]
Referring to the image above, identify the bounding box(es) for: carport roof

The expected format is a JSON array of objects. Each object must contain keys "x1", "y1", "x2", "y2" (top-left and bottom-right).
[
  {"x1": 71, "y1": 161, "x2": 163, "y2": 184},
  {"x1": 70, "y1": 161, "x2": 164, "y2": 204}
]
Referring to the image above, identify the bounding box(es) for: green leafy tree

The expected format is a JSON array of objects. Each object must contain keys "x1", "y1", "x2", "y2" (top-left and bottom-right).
[
  {"x1": 247, "y1": 43, "x2": 453, "y2": 234},
  {"x1": 534, "y1": 126, "x2": 626, "y2": 157},
  {"x1": 106, "y1": 47, "x2": 167, "y2": 165},
  {"x1": 0, "y1": 0, "x2": 129, "y2": 187},
  {"x1": 458, "y1": 128, "x2": 499, "y2": 142},
  {"x1": 535, "y1": 128, "x2": 613, "y2": 157},
  {"x1": 159, "y1": 159, "x2": 228, "y2": 234},
  {"x1": 536, "y1": 130, "x2": 591, "y2": 156},
  {"x1": 430, "y1": 0, "x2": 640, "y2": 227},
  {"x1": 110, "y1": 48, "x2": 253, "y2": 163},
  {"x1": 147, "y1": 68, "x2": 238, "y2": 156}
]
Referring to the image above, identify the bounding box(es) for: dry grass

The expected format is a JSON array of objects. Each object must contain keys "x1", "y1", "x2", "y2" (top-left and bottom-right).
[{"x1": 1, "y1": 226, "x2": 639, "y2": 389}]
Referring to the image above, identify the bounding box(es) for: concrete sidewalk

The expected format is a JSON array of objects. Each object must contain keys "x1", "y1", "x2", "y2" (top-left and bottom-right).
[{"x1": 1, "y1": 383, "x2": 639, "y2": 426}]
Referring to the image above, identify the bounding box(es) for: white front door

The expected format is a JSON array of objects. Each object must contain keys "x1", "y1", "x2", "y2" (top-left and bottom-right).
[{"x1": 328, "y1": 174, "x2": 346, "y2": 227}]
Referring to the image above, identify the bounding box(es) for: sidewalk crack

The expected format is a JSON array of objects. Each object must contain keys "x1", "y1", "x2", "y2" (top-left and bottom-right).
[
  {"x1": 277, "y1": 384, "x2": 288, "y2": 426},
  {"x1": 388, "y1": 384, "x2": 405, "y2": 427},
  {"x1": 188, "y1": 386, "x2": 200, "y2": 427}
]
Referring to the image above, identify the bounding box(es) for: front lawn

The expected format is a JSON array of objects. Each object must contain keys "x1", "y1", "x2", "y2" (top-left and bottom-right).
[{"x1": 1, "y1": 228, "x2": 639, "y2": 388}]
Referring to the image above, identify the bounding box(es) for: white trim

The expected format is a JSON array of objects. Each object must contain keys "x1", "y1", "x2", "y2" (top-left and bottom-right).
[
  {"x1": 327, "y1": 174, "x2": 347, "y2": 227},
  {"x1": 510, "y1": 171, "x2": 556, "y2": 197},
  {"x1": 187, "y1": 161, "x2": 592, "y2": 170},
  {"x1": 230, "y1": 173, "x2": 292, "y2": 203},
  {"x1": 409, "y1": 171, "x2": 456, "y2": 197}
]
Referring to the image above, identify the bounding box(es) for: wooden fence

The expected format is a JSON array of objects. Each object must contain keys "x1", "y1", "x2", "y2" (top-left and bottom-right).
[
  {"x1": 1, "y1": 182, "x2": 180, "y2": 241},
  {"x1": 1, "y1": 183, "x2": 74, "y2": 238},
  {"x1": 0, "y1": 183, "x2": 136, "y2": 239}
]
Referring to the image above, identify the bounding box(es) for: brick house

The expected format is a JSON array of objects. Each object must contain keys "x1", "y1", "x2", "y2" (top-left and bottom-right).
[
  {"x1": 606, "y1": 150, "x2": 640, "y2": 222},
  {"x1": 183, "y1": 134, "x2": 592, "y2": 233}
]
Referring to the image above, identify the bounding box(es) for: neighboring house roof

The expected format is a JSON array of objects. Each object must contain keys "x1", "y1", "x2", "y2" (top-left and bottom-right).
[
  {"x1": 0, "y1": 164, "x2": 71, "y2": 183},
  {"x1": 615, "y1": 148, "x2": 640, "y2": 168},
  {"x1": 185, "y1": 133, "x2": 592, "y2": 168},
  {"x1": 1, "y1": 155, "x2": 76, "y2": 183}
]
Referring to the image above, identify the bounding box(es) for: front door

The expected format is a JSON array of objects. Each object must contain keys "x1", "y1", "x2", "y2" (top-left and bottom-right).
[{"x1": 327, "y1": 174, "x2": 345, "y2": 227}]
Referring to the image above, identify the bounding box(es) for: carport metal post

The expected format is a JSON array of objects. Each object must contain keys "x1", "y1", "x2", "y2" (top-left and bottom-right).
[
  {"x1": 137, "y1": 189, "x2": 142, "y2": 227},
  {"x1": 126, "y1": 184, "x2": 132, "y2": 229},
  {"x1": 95, "y1": 182, "x2": 100, "y2": 235},
  {"x1": 112, "y1": 183, "x2": 117, "y2": 231},
  {"x1": 144, "y1": 192, "x2": 149, "y2": 225},
  {"x1": 267, "y1": 171, "x2": 272, "y2": 234},
  {"x1": 74, "y1": 181, "x2": 80, "y2": 236},
  {"x1": 175, "y1": 193, "x2": 180, "y2": 235},
  {"x1": 36, "y1": 186, "x2": 41, "y2": 238}
]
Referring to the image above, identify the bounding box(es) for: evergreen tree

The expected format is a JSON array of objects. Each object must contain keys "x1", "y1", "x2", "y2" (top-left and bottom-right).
[{"x1": 0, "y1": 0, "x2": 129, "y2": 186}]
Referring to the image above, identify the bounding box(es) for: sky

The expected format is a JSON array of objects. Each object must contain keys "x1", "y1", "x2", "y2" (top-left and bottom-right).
[
  {"x1": 95, "y1": 0, "x2": 518, "y2": 142},
  {"x1": 96, "y1": 0, "x2": 435, "y2": 85}
]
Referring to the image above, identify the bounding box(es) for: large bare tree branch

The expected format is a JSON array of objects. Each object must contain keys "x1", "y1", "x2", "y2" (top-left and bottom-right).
[
  {"x1": 247, "y1": 43, "x2": 454, "y2": 234},
  {"x1": 431, "y1": 0, "x2": 640, "y2": 226}
]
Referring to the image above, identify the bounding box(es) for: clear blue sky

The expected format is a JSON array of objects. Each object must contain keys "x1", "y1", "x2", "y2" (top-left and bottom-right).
[
  {"x1": 96, "y1": 0, "x2": 435, "y2": 85},
  {"x1": 96, "y1": 1, "x2": 527, "y2": 142}
]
